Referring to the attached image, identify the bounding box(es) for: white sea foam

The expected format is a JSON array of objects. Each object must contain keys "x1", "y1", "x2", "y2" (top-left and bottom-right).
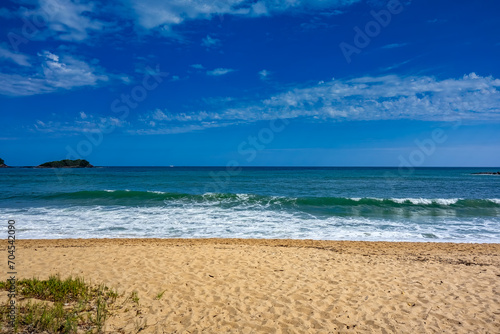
[
  {"x1": 2, "y1": 205, "x2": 499, "y2": 242},
  {"x1": 389, "y1": 198, "x2": 500, "y2": 205},
  {"x1": 389, "y1": 198, "x2": 461, "y2": 205},
  {"x1": 435, "y1": 198, "x2": 461, "y2": 205},
  {"x1": 391, "y1": 198, "x2": 431, "y2": 205},
  {"x1": 95, "y1": 192, "x2": 500, "y2": 207},
  {"x1": 236, "y1": 193, "x2": 251, "y2": 200}
]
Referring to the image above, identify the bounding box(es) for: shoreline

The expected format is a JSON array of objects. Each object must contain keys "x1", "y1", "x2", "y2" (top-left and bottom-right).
[
  {"x1": 13, "y1": 237, "x2": 500, "y2": 247},
  {"x1": 12, "y1": 236, "x2": 500, "y2": 243},
  {"x1": 13, "y1": 236, "x2": 500, "y2": 246},
  {"x1": 6, "y1": 238, "x2": 500, "y2": 332}
]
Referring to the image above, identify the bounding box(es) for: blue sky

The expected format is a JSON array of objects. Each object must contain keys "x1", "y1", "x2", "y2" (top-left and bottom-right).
[{"x1": 0, "y1": 0, "x2": 499, "y2": 166}]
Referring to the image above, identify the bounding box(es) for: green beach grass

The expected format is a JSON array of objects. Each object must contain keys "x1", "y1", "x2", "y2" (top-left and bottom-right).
[{"x1": 0, "y1": 275, "x2": 117, "y2": 333}]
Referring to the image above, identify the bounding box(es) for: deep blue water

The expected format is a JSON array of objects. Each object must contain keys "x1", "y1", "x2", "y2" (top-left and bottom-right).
[{"x1": 1, "y1": 167, "x2": 499, "y2": 242}]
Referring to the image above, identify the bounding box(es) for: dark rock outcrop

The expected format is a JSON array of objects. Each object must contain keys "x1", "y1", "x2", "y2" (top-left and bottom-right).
[
  {"x1": 471, "y1": 171, "x2": 500, "y2": 175},
  {"x1": 37, "y1": 159, "x2": 94, "y2": 168}
]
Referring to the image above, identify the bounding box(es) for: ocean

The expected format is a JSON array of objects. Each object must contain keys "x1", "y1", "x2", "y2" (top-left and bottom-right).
[{"x1": 1, "y1": 167, "x2": 499, "y2": 242}]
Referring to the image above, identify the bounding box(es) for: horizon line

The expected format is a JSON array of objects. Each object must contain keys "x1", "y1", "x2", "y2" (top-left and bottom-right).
[{"x1": 4, "y1": 165, "x2": 500, "y2": 168}]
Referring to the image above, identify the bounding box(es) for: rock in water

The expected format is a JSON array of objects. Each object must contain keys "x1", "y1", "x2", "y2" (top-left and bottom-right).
[{"x1": 37, "y1": 159, "x2": 94, "y2": 168}]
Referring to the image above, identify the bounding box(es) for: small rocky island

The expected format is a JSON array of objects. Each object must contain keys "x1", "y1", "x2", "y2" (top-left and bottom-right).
[
  {"x1": 471, "y1": 171, "x2": 500, "y2": 175},
  {"x1": 0, "y1": 157, "x2": 8, "y2": 168},
  {"x1": 37, "y1": 159, "x2": 94, "y2": 168}
]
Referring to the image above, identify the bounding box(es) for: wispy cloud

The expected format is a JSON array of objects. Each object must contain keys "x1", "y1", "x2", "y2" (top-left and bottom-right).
[
  {"x1": 129, "y1": 0, "x2": 361, "y2": 32},
  {"x1": 190, "y1": 64, "x2": 204, "y2": 69},
  {"x1": 132, "y1": 73, "x2": 500, "y2": 134},
  {"x1": 427, "y1": 18, "x2": 447, "y2": 24},
  {"x1": 39, "y1": 51, "x2": 109, "y2": 88},
  {"x1": 381, "y1": 43, "x2": 408, "y2": 49},
  {"x1": 380, "y1": 58, "x2": 414, "y2": 72},
  {"x1": 0, "y1": 73, "x2": 55, "y2": 96},
  {"x1": 0, "y1": 51, "x2": 110, "y2": 96},
  {"x1": 33, "y1": 112, "x2": 127, "y2": 134},
  {"x1": 300, "y1": 16, "x2": 337, "y2": 31},
  {"x1": 6, "y1": 0, "x2": 361, "y2": 43},
  {"x1": 320, "y1": 9, "x2": 344, "y2": 16},
  {"x1": 258, "y1": 69, "x2": 271, "y2": 80},
  {"x1": 0, "y1": 44, "x2": 31, "y2": 66},
  {"x1": 21, "y1": 0, "x2": 108, "y2": 41},
  {"x1": 130, "y1": 122, "x2": 232, "y2": 135},
  {"x1": 201, "y1": 35, "x2": 221, "y2": 48},
  {"x1": 206, "y1": 68, "x2": 235, "y2": 76},
  {"x1": 40, "y1": 73, "x2": 498, "y2": 136},
  {"x1": 253, "y1": 73, "x2": 500, "y2": 122}
]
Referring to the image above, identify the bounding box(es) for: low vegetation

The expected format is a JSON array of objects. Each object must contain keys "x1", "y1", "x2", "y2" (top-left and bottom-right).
[
  {"x1": 0, "y1": 275, "x2": 117, "y2": 333},
  {"x1": 155, "y1": 289, "x2": 167, "y2": 300},
  {"x1": 38, "y1": 159, "x2": 93, "y2": 168}
]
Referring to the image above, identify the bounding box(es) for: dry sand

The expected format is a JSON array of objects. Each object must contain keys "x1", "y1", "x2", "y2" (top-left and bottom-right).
[{"x1": 7, "y1": 239, "x2": 500, "y2": 333}]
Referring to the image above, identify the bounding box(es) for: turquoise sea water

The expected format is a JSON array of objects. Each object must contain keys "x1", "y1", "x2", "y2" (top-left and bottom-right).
[{"x1": 1, "y1": 167, "x2": 499, "y2": 242}]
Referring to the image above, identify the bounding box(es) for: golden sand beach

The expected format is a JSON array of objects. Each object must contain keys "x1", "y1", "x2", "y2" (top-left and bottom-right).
[{"x1": 6, "y1": 239, "x2": 500, "y2": 333}]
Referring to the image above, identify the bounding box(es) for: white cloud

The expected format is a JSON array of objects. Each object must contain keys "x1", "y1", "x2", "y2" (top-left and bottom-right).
[
  {"x1": 151, "y1": 109, "x2": 170, "y2": 121},
  {"x1": 0, "y1": 45, "x2": 31, "y2": 66},
  {"x1": 320, "y1": 9, "x2": 344, "y2": 16},
  {"x1": 33, "y1": 113, "x2": 127, "y2": 134},
  {"x1": 254, "y1": 73, "x2": 500, "y2": 121},
  {"x1": 0, "y1": 51, "x2": 110, "y2": 96},
  {"x1": 201, "y1": 35, "x2": 221, "y2": 48},
  {"x1": 0, "y1": 73, "x2": 56, "y2": 96},
  {"x1": 39, "y1": 51, "x2": 108, "y2": 88},
  {"x1": 380, "y1": 58, "x2": 413, "y2": 72},
  {"x1": 130, "y1": 122, "x2": 232, "y2": 135},
  {"x1": 129, "y1": 0, "x2": 361, "y2": 31},
  {"x1": 119, "y1": 76, "x2": 132, "y2": 84},
  {"x1": 135, "y1": 108, "x2": 242, "y2": 134},
  {"x1": 6, "y1": 0, "x2": 361, "y2": 43},
  {"x1": 133, "y1": 73, "x2": 500, "y2": 134},
  {"x1": 206, "y1": 68, "x2": 235, "y2": 76},
  {"x1": 190, "y1": 64, "x2": 204, "y2": 69},
  {"x1": 24, "y1": 0, "x2": 106, "y2": 41},
  {"x1": 381, "y1": 43, "x2": 408, "y2": 49},
  {"x1": 258, "y1": 69, "x2": 271, "y2": 80},
  {"x1": 300, "y1": 16, "x2": 337, "y2": 30}
]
